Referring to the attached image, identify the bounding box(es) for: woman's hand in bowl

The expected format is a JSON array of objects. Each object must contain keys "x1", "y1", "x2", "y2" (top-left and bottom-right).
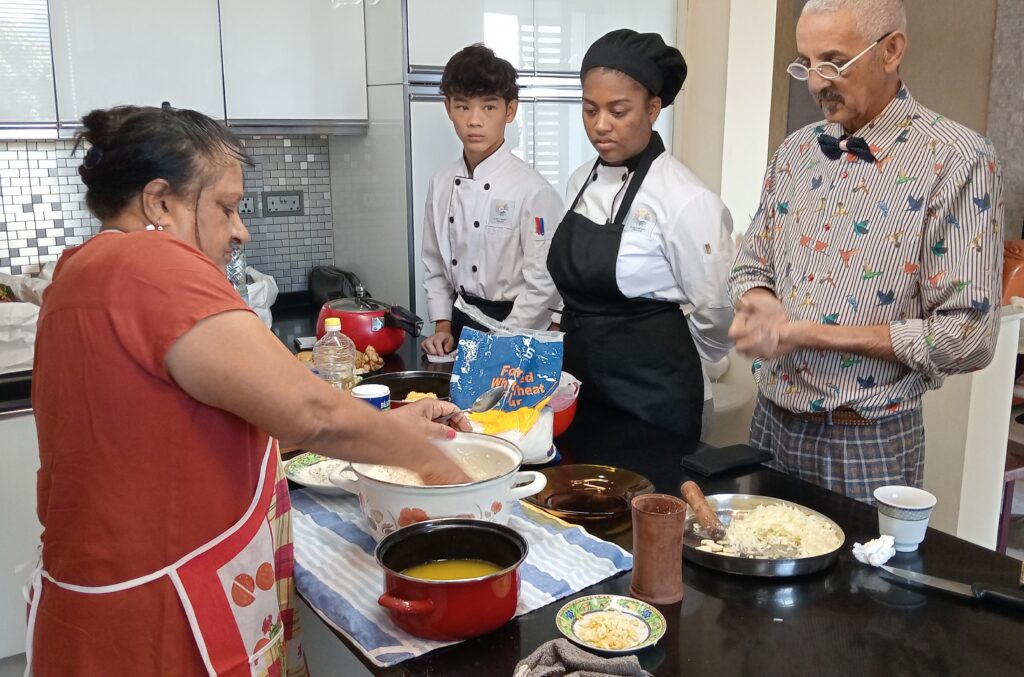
[{"x1": 386, "y1": 399, "x2": 471, "y2": 484}]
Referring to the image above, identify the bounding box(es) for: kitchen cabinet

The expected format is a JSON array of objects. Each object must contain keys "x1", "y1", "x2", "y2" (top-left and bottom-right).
[
  {"x1": 406, "y1": 0, "x2": 675, "y2": 73},
  {"x1": 0, "y1": 0, "x2": 57, "y2": 129},
  {"x1": 533, "y1": 0, "x2": 676, "y2": 73},
  {"x1": 0, "y1": 410, "x2": 41, "y2": 659},
  {"x1": 219, "y1": 0, "x2": 367, "y2": 123},
  {"x1": 48, "y1": 0, "x2": 225, "y2": 126},
  {"x1": 406, "y1": 0, "x2": 534, "y2": 71}
]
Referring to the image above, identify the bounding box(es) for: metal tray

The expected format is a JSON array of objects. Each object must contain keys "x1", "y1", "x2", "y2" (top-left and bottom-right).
[{"x1": 683, "y1": 494, "x2": 846, "y2": 578}]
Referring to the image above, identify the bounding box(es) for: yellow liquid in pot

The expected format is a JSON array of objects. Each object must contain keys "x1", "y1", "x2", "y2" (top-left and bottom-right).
[{"x1": 402, "y1": 559, "x2": 503, "y2": 580}]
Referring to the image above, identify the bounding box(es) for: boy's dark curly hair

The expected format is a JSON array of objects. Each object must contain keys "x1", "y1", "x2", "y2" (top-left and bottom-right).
[{"x1": 440, "y1": 44, "x2": 519, "y2": 102}]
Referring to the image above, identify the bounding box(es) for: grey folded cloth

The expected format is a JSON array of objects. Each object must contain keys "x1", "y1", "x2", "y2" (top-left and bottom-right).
[{"x1": 513, "y1": 639, "x2": 652, "y2": 677}]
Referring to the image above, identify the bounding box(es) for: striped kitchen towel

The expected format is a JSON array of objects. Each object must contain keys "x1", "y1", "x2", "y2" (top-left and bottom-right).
[{"x1": 290, "y1": 489, "x2": 633, "y2": 667}]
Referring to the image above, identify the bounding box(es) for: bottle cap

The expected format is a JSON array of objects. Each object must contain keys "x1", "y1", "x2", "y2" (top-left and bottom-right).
[{"x1": 324, "y1": 317, "x2": 342, "y2": 331}]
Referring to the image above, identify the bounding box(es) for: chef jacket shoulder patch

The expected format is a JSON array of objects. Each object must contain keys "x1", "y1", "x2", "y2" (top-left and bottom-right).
[
  {"x1": 624, "y1": 204, "x2": 658, "y2": 236},
  {"x1": 488, "y1": 198, "x2": 517, "y2": 228}
]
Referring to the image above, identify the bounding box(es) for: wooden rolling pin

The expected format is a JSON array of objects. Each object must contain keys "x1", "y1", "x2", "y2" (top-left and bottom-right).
[{"x1": 681, "y1": 480, "x2": 727, "y2": 540}]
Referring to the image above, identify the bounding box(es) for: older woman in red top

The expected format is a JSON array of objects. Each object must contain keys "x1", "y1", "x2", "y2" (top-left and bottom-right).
[{"x1": 28, "y1": 105, "x2": 470, "y2": 676}]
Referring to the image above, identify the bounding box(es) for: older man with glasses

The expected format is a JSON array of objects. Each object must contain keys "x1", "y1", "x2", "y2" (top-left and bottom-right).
[{"x1": 728, "y1": 0, "x2": 1004, "y2": 503}]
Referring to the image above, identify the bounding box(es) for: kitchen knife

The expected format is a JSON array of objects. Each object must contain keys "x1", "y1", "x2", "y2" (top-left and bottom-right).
[{"x1": 879, "y1": 565, "x2": 1024, "y2": 611}]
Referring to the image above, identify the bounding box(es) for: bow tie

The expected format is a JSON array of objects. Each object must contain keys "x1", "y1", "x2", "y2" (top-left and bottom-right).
[{"x1": 818, "y1": 133, "x2": 877, "y2": 163}]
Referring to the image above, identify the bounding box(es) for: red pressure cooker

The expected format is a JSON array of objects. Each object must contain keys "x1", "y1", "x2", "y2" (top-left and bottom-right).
[{"x1": 316, "y1": 287, "x2": 422, "y2": 356}]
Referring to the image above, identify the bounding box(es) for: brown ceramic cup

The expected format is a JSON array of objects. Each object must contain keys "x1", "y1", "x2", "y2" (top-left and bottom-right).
[{"x1": 630, "y1": 493, "x2": 687, "y2": 605}]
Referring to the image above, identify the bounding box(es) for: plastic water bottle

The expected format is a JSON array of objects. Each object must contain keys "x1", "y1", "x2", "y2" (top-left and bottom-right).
[{"x1": 313, "y1": 317, "x2": 357, "y2": 390}]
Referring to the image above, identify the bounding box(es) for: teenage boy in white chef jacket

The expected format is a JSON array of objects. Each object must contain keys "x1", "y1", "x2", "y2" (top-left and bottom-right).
[{"x1": 420, "y1": 44, "x2": 563, "y2": 356}]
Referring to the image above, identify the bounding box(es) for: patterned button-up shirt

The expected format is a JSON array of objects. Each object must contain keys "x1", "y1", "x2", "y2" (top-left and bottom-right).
[{"x1": 729, "y1": 86, "x2": 1004, "y2": 418}]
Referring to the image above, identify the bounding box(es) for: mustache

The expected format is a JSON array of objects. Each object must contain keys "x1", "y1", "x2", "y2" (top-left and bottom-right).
[{"x1": 816, "y1": 90, "x2": 845, "y2": 106}]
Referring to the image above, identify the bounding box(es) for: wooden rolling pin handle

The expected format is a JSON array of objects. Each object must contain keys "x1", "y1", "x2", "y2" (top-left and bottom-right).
[{"x1": 681, "y1": 480, "x2": 727, "y2": 540}]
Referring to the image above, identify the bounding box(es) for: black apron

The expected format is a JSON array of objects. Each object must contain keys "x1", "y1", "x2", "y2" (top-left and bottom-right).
[
  {"x1": 450, "y1": 287, "x2": 514, "y2": 341},
  {"x1": 546, "y1": 132, "x2": 705, "y2": 439}
]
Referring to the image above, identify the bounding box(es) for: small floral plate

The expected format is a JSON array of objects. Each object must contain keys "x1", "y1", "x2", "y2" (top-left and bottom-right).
[
  {"x1": 283, "y1": 452, "x2": 352, "y2": 495},
  {"x1": 555, "y1": 594, "x2": 666, "y2": 654}
]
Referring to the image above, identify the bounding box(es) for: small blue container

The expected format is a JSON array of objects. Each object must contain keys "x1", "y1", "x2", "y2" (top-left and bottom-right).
[{"x1": 351, "y1": 383, "x2": 390, "y2": 410}]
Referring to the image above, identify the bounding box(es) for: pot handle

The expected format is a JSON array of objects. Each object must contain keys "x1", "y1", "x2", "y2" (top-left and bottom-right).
[
  {"x1": 386, "y1": 305, "x2": 423, "y2": 337},
  {"x1": 378, "y1": 594, "x2": 434, "y2": 615},
  {"x1": 507, "y1": 471, "x2": 547, "y2": 501},
  {"x1": 328, "y1": 463, "x2": 359, "y2": 494}
]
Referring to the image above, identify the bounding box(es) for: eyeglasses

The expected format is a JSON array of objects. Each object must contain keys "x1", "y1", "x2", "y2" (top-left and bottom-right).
[{"x1": 787, "y1": 32, "x2": 893, "y2": 81}]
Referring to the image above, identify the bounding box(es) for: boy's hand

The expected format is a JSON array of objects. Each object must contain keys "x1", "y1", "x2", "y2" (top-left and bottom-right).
[{"x1": 421, "y1": 320, "x2": 455, "y2": 355}]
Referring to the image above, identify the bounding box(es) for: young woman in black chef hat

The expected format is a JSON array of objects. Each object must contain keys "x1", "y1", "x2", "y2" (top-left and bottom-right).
[{"x1": 547, "y1": 29, "x2": 735, "y2": 439}]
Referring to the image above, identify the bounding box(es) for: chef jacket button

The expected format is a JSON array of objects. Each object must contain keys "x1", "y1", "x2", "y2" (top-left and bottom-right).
[
  {"x1": 592, "y1": 173, "x2": 598, "y2": 182},
  {"x1": 452, "y1": 258, "x2": 458, "y2": 266},
  {"x1": 449, "y1": 216, "x2": 454, "y2": 224},
  {"x1": 622, "y1": 172, "x2": 628, "y2": 182},
  {"x1": 484, "y1": 183, "x2": 490, "y2": 190},
  {"x1": 455, "y1": 178, "x2": 461, "y2": 186},
  {"x1": 472, "y1": 265, "x2": 478, "y2": 272},
  {"x1": 474, "y1": 220, "x2": 480, "y2": 228}
]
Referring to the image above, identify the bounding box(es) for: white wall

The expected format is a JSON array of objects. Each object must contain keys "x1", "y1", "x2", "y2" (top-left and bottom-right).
[
  {"x1": 922, "y1": 312, "x2": 1022, "y2": 547},
  {"x1": 674, "y1": 0, "x2": 731, "y2": 194},
  {"x1": 719, "y1": 0, "x2": 778, "y2": 234}
]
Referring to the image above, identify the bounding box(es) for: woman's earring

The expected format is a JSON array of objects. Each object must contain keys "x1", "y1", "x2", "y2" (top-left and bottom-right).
[{"x1": 145, "y1": 224, "x2": 165, "y2": 231}]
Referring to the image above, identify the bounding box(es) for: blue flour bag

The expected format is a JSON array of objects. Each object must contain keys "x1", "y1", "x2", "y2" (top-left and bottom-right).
[{"x1": 450, "y1": 327, "x2": 563, "y2": 414}]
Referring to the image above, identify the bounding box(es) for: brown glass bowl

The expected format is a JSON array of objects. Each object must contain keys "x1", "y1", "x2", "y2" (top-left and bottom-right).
[{"x1": 524, "y1": 465, "x2": 655, "y2": 523}]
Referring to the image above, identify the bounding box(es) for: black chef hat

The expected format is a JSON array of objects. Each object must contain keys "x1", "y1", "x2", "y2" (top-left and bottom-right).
[{"x1": 581, "y1": 29, "x2": 687, "y2": 106}]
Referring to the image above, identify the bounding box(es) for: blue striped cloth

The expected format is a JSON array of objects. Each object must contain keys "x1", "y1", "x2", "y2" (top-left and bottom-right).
[{"x1": 290, "y1": 489, "x2": 633, "y2": 667}]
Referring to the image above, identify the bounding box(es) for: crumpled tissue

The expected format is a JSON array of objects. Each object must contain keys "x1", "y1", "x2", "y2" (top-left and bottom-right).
[{"x1": 852, "y1": 535, "x2": 896, "y2": 566}]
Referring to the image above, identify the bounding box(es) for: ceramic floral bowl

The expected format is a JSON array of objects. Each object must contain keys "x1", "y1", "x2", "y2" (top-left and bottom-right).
[
  {"x1": 555, "y1": 594, "x2": 666, "y2": 654},
  {"x1": 329, "y1": 432, "x2": 546, "y2": 541}
]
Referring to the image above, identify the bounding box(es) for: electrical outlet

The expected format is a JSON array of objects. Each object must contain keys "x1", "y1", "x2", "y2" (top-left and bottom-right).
[
  {"x1": 263, "y1": 190, "x2": 304, "y2": 216},
  {"x1": 238, "y1": 194, "x2": 257, "y2": 215}
]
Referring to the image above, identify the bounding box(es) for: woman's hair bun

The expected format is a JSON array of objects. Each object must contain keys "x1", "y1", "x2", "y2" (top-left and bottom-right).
[
  {"x1": 76, "y1": 106, "x2": 139, "y2": 150},
  {"x1": 71, "y1": 104, "x2": 250, "y2": 221}
]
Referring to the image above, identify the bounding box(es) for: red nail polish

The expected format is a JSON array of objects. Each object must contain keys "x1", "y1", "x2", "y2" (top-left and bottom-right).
[{"x1": 446, "y1": 428, "x2": 456, "y2": 440}]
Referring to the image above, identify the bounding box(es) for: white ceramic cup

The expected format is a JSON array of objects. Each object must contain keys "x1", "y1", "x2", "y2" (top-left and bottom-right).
[{"x1": 873, "y1": 485, "x2": 937, "y2": 552}]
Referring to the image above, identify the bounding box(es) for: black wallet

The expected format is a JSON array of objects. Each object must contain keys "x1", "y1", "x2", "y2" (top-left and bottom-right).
[{"x1": 680, "y1": 444, "x2": 773, "y2": 477}]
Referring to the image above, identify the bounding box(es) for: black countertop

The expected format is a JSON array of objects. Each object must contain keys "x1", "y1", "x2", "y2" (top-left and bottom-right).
[
  {"x1": 270, "y1": 296, "x2": 447, "y2": 377},
  {"x1": 315, "y1": 387, "x2": 1024, "y2": 676}
]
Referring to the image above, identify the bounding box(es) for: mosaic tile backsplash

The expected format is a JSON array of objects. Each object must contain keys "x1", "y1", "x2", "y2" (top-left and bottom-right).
[{"x1": 0, "y1": 135, "x2": 334, "y2": 293}]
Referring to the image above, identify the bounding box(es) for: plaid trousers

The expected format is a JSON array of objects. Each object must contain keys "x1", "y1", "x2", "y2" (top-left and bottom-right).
[{"x1": 749, "y1": 394, "x2": 924, "y2": 504}]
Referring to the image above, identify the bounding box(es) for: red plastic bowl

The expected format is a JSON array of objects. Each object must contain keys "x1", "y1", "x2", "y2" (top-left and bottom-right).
[
  {"x1": 375, "y1": 519, "x2": 528, "y2": 641},
  {"x1": 552, "y1": 398, "x2": 578, "y2": 438}
]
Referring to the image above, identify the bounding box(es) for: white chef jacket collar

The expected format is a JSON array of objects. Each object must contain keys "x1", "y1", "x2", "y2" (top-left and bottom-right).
[{"x1": 459, "y1": 140, "x2": 511, "y2": 180}]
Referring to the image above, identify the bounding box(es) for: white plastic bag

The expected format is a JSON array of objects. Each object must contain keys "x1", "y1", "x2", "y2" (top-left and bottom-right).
[
  {"x1": 0, "y1": 270, "x2": 51, "y2": 307},
  {"x1": 0, "y1": 268, "x2": 50, "y2": 374},
  {"x1": 246, "y1": 266, "x2": 278, "y2": 327}
]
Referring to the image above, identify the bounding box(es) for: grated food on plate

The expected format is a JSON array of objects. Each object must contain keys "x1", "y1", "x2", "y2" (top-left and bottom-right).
[
  {"x1": 287, "y1": 455, "x2": 346, "y2": 486},
  {"x1": 575, "y1": 611, "x2": 647, "y2": 650},
  {"x1": 696, "y1": 504, "x2": 841, "y2": 559},
  {"x1": 404, "y1": 391, "x2": 438, "y2": 401}
]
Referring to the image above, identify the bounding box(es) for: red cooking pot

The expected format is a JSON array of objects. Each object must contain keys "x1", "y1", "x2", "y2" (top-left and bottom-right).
[
  {"x1": 375, "y1": 519, "x2": 528, "y2": 641},
  {"x1": 316, "y1": 288, "x2": 422, "y2": 356}
]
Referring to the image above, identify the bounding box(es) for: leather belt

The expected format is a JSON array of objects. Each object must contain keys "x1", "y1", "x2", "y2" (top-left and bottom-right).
[{"x1": 771, "y1": 401, "x2": 877, "y2": 426}]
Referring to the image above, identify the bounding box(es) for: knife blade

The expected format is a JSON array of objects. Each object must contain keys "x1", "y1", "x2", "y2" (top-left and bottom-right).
[{"x1": 879, "y1": 565, "x2": 1024, "y2": 612}]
